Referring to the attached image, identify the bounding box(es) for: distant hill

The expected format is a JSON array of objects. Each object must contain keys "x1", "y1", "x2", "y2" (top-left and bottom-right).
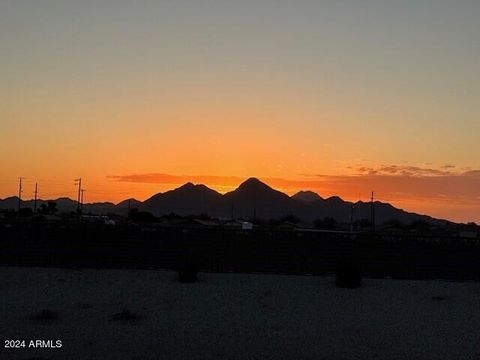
[
  {"x1": 0, "y1": 197, "x2": 116, "y2": 214},
  {"x1": 116, "y1": 198, "x2": 142, "y2": 209},
  {"x1": 223, "y1": 178, "x2": 295, "y2": 219},
  {"x1": 115, "y1": 198, "x2": 142, "y2": 213},
  {"x1": 292, "y1": 190, "x2": 323, "y2": 203},
  {"x1": 143, "y1": 183, "x2": 224, "y2": 216},
  {"x1": 0, "y1": 178, "x2": 447, "y2": 225},
  {"x1": 0, "y1": 197, "x2": 20, "y2": 209}
]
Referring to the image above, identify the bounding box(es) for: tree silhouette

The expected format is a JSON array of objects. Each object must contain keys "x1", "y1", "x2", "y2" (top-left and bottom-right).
[
  {"x1": 128, "y1": 208, "x2": 157, "y2": 222},
  {"x1": 38, "y1": 201, "x2": 57, "y2": 215}
]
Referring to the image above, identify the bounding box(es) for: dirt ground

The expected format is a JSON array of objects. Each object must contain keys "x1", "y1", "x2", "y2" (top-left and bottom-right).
[{"x1": 0, "y1": 267, "x2": 478, "y2": 360}]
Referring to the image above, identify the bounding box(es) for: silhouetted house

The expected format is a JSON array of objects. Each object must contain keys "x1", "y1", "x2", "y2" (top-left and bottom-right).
[
  {"x1": 241, "y1": 221, "x2": 253, "y2": 230},
  {"x1": 193, "y1": 219, "x2": 220, "y2": 227},
  {"x1": 275, "y1": 222, "x2": 297, "y2": 231},
  {"x1": 81, "y1": 215, "x2": 116, "y2": 225},
  {"x1": 222, "y1": 219, "x2": 243, "y2": 229},
  {"x1": 167, "y1": 218, "x2": 220, "y2": 228},
  {"x1": 459, "y1": 231, "x2": 478, "y2": 239},
  {"x1": 222, "y1": 219, "x2": 253, "y2": 230}
]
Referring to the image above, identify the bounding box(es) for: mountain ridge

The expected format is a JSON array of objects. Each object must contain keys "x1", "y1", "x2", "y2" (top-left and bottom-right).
[
  {"x1": 0, "y1": 178, "x2": 448, "y2": 225},
  {"x1": 292, "y1": 190, "x2": 324, "y2": 203}
]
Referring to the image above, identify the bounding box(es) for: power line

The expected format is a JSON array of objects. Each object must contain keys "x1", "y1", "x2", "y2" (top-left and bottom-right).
[
  {"x1": 350, "y1": 203, "x2": 355, "y2": 233},
  {"x1": 18, "y1": 177, "x2": 24, "y2": 213},
  {"x1": 74, "y1": 178, "x2": 82, "y2": 214},
  {"x1": 80, "y1": 189, "x2": 85, "y2": 212},
  {"x1": 371, "y1": 191, "x2": 376, "y2": 232},
  {"x1": 34, "y1": 182, "x2": 38, "y2": 214}
]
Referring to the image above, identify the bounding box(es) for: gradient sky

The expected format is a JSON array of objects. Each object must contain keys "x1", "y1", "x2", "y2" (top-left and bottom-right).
[{"x1": 1, "y1": 0, "x2": 479, "y2": 222}]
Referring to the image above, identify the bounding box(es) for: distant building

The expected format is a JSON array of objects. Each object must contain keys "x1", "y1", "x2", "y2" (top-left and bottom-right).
[
  {"x1": 459, "y1": 231, "x2": 478, "y2": 239},
  {"x1": 222, "y1": 219, "x2": 254, "y2": 230},
  {"x1": 81, "y1": 215, "x2": 116, "y2": 225},
  {"x1": 241, "y1": 221, "x2": 253, "y2": 230}
]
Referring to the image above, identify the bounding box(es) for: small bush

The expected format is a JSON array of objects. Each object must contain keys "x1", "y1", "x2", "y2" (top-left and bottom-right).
[
  {"x1": 30, "y1": 309, "x2": 59, "y2": 321},
  {"x1": 110, "y1": 309, "x2": 141, "y2": 322},
  {"x1": 335, "y1": 258, "x2": 362, "y2": 288},
  {"x1": 178, "y1": 262, "x2": 198, "y2": 283}
]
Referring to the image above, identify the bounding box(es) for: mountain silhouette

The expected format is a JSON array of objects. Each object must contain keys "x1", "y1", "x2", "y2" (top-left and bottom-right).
[
  {"x1": 116, "y1": 198, "x2": 142, "y2": 212},
  {"x1": 223, "y1": 178, "x2": 294, "y2": 219},
  {"x1": 0, "y1": 178, "x2": 446, "y2": 225},
  {"x1": 143, "y1": 182, "x2": 224, "y2": 216},
  {"x1": 292, "y1": 190, "x2": 323, "y2": 203},
  {"x1": 0, "y1": 196, "x2": 20, "y2": 209},
  {"x1": 0, "y1": 196, "x2": 116, "y2": 214}
]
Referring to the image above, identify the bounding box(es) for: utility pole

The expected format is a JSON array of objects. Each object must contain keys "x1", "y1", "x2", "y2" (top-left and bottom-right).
[
  {"x1": 80, "y1": 189, "x2": 85, "y2": 213},
  {"x1": 17, "y1": 177, "x2": 24, "y2": 213},
  {"x1": 350, "y1": 203, "x2": 355, "y2": 233},
  {"x1": 74, "y1": 178, "x2": 82, "y2": 214},
  {"x1": 34, "y1": 182, "x2": 38, "y2": 214},
  {"x1": 370, "y1": 191, "x2": 376, "y2": 232}
]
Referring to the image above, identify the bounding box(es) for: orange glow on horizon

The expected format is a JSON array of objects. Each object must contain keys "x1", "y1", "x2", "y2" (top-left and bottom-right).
[{"x1": 1, "y1": 170, "x2": 479, "y2": 224}]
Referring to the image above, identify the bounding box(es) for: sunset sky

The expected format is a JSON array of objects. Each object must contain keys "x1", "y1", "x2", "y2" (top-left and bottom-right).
[{"x1": 1, "y1": 0, "x2": 479, "y2": 223}]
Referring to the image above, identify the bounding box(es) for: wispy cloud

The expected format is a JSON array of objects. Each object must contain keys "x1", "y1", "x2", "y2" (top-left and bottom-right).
[
  {"x1": 107, "y1": 174, "x2": 247, "y2": 190},
  {"x1": 355, "y1": 164, "x2": 460, "y2": 177}
]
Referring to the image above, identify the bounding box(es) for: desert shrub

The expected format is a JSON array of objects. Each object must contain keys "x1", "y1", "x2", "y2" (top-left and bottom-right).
[
  {"x1": 30, "y1": 309, "x2": 59, "y2": 321},
  {"x1": 110, "y1": 309, "x2": 141, "y2": 322},
  {"x1": 335, "y1": 258, "x2": 362, "y2": 288}
]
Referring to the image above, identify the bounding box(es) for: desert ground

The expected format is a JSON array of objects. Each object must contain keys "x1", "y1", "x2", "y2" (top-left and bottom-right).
[{"x1": 0, "y1": 267, "x2": 478, "y2": 360}]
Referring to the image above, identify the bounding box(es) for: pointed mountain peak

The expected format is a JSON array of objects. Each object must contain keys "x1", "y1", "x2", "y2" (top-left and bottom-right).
[
  {"x1": 176, "y1": 182, "x2": 216, "y2": 193},
  {"x1": 292, "y1": 190, "x2": 323, "y2": 202},
  {"x1": 226, "y1": 177, "x2": 290, "y2": 202},
  {"x1": 237, "y1": 177, "x2": 272, "y2": 191},
  {"x1": 179, "y1": 182, "x2": 195, "y2": 189},
  {"x1": 116, "y1": 198, "x2": 141, "y2": 207},
  {"x1": 143, "y1": 181, "x2": 222, "y2": 209},
  {"x1": 243, "y1": 177, "x2": 263, "y2": 184}
]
